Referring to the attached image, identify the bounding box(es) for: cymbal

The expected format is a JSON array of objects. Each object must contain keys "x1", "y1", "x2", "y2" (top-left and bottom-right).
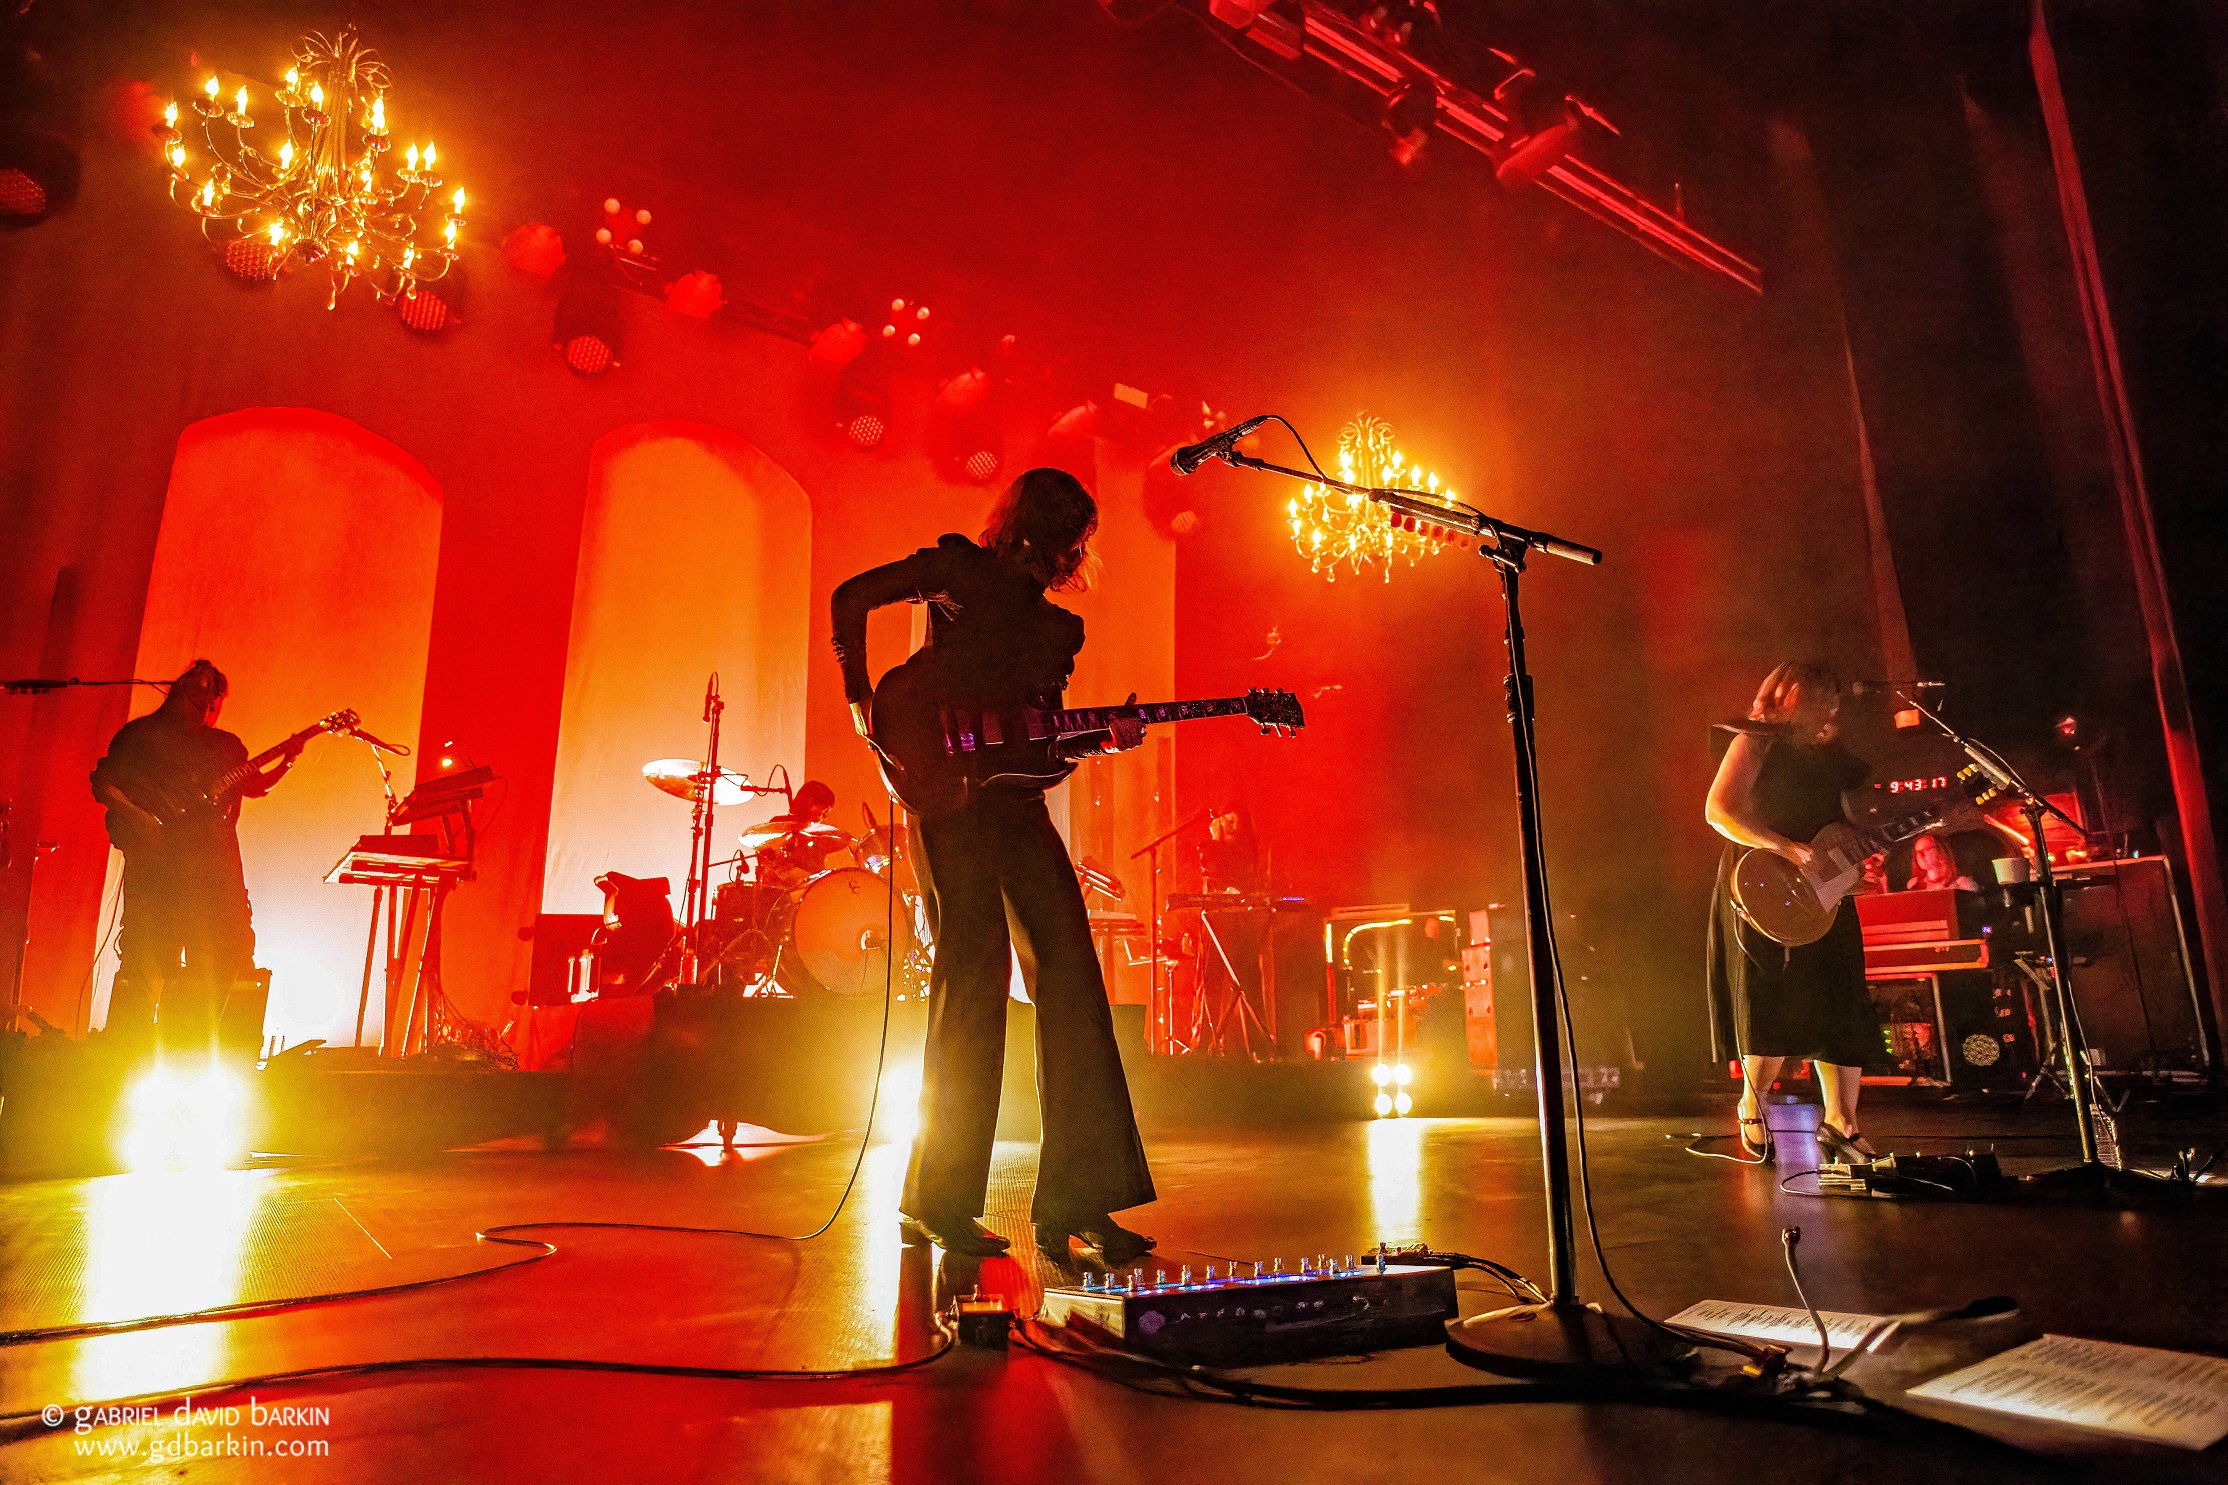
[
  {"x1": 643, "y1": 758, "x2": 750, "y2": 807},
  {"x1": 739, "y1": 820, "x2": 852, "y2": 852}
]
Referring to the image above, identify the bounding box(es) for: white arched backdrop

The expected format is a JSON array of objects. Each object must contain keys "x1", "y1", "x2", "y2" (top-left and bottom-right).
[
  {"x1": 94, "y1": 409, "x2": 444, "y2": 1044},
  {"x1": 541, "y1": 423, "x2": 813, "y2": 915}
]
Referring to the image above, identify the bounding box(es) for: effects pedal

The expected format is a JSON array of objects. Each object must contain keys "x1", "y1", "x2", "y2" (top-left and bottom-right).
[
  {"x1": 954, "y1": 1289, "x2": 1014, "y2": 1349},
  {"x1": 1815, "y1": 1151, "x2": 2002, "y2": 1200},
  {"x1": 1039, "y1": 1254, "x2": 1458, "y2": 1364}
]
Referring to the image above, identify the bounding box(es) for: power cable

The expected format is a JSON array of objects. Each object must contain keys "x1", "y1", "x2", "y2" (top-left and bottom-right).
[
  {"x1": 1007, "y1": 1321, "x2": 2062, "y2": 1473},
  {"x1": 0, "y1": 788, "x2": 917, "y2": 1422}
]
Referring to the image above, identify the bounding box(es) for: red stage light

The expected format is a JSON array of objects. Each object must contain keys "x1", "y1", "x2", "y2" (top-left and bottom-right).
[
  {"x1": 221, "y1": 235, "x2": 282, "y2": 283},
  {"x1": 809, "y1": 319, "x2": 868, "y2": 373},
  {"x1": 553, "y1": 266, "x2": 624, "y2": 377},
  {"x1": 929, "y1": 369, "x2": 1004, "y2": 485},
  {"x1": 563, "y1": 334, "x2": 615, "y2": 376},
  {"x1": 0, "y1": 168, "x2": 45, "y2": 218},
  {"x1": 1046, "y1": 402, "x2": 1101, "y2": 443},
  {"x1": 501, "y1": 221, "x2": 566, "y2": 280},
  {"x1": 827, "y1": 341, "x2": 893, "y2": 451},
  {"x1": 842, "y1": 408, "x2": 889, "y2": 450},
  {"x1": 664, "y1": 269, "x2": 724, "y2": 318},
  {"x1": 0, "y1": 127, "x2": 81, "y2": 227},
  {"x1": 1141, "y1": 448, "x2": 1208, "y2": 539},
  {"x1": 396, "y1": 288, "x2": 453, "y2": 334}
]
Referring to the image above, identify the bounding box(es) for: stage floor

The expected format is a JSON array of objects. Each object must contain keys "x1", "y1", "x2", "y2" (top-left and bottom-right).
[{"x1": 1, "y1": 1090, "x2": 2224, "y2": 1482}]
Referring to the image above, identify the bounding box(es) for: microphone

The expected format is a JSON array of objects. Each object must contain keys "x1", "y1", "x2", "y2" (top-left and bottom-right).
[
  {"x1": 1848, "y1": 680, "x2": 1945, "y2": 696},
  {"x1": 1169, "y1": 415, "x2": 1272, "y2": 476}
]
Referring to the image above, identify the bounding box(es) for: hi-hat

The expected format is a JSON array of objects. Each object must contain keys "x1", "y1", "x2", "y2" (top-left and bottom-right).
[
  {"x1": 739, "y1": 820, "x2": 851, "y2": 853},
  {"x1": 643, "y1": 758, "x2": 750, "y2": 806}
]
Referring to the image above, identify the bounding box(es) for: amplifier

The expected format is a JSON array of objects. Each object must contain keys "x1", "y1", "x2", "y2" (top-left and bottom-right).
[
  {"x1": 1039, "y1": 1258, "x2": 1458, "y2": 1364},
  {"x1": 1863, "y1": 969, "x2": 2037, "y2": 1088},
  {"x1": 2057, "y1": 859, "x2": 2209, "y2": 1075}
]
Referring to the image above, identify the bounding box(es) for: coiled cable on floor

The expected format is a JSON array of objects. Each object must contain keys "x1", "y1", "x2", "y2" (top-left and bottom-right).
[{"x1": 0, "y1": 788, "x2": 938, "y2": 1438}]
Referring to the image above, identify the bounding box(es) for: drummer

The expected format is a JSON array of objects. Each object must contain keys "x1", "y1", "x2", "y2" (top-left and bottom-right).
[{"x1": 752, "y1": 780, "x2": 847, "y2": 884}]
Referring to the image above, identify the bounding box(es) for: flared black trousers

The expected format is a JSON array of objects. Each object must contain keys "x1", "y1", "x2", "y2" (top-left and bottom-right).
[{"x1": 902, "y1": 791, "x2": 1155, "y2": 1223}]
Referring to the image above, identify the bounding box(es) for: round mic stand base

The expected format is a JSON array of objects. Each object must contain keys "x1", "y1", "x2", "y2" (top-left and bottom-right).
[
  {"x1": 2011, "y1": 1159, "x2": 2225, "y2": 1207},
  {"x1": 1446, "y1": 1301, "x2": 1694, "y2": 1378}
]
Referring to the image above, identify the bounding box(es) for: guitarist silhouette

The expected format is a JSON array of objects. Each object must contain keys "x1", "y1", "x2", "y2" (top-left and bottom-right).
[
  {"x1": 89, "y1": 660, "x2": 299, "y2": 1034},
  {"x1": 832, "y1": 469, "x2": 1157, "y2": 1266}
]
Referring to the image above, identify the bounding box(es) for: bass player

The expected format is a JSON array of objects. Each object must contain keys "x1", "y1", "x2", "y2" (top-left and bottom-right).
[
  {"x1": 831, "y1": 468, "x2": 1155, "y2": 1266},
  {"x1": 90, "y1": 660, "x2": 298, "y2": 1033},
  {"x1": 1703, "y1": 662, "x2": 1881, "y2": 1166}
]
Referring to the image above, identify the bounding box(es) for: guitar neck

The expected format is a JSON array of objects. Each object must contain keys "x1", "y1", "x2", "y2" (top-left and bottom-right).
[
  {"x1": 210, "y1": 726, "x2": 321, "y2": 803},
  {"x1": 1041, "y1": 697, "x2": 1252, "y2": 738},
  {"x1": 1852, "y1": 809, "x2": 1942, "y2": 858}
]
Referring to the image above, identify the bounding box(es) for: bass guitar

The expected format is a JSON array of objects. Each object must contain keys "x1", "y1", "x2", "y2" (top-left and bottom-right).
[
  {"x1": 867, "y1": 662, "x2": 1302, "y2": 816},
  {"x1": 104, "y1": 709, "x2": 361, "y2": 852},
  {"x1": 1731, "y1": 762, "x2": 2002, "y2": 946}
]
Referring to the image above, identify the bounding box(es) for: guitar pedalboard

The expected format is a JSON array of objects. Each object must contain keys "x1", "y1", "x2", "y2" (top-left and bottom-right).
[{"x1": 1038, "y1": 1255, "x2": 1458, "y2": 1364}]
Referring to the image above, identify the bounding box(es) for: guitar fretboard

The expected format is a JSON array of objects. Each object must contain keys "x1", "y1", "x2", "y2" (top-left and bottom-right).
[
  {"x1": 1039, "y1": 697, "x2": 1251, "y2": 738},
  {"x1": 205, "y1": 719, "x2": 340, "y2": 806}
]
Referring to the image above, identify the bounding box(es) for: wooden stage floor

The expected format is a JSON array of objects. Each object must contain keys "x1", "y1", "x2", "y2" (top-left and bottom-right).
[{"x1": 1, "y1": 1090, "x2": 2224, "y2": 1482}]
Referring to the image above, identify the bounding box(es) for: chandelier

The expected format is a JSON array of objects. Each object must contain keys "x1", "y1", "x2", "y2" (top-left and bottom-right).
[
  {"x1": 1287, "y1": 415, "x2": 1467, "y2": 581},
  {"x1": 160, "y1": 29, "x2": 466, "y2": 309}
]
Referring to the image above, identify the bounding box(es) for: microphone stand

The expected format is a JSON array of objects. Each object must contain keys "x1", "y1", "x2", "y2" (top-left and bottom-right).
[
  {"x1": 1890, "y1": 690, "x2": 2210, "y2": 1204},
  {"x1": 2, "y1": 677, "x2": 172, "y2": 695},
  {"x1": 1212, "y1": 448, "x2": 1682, "y2": 1375},
  {"x1": 684, "y1": 675, "x2": 724, "y2": 986},
  {"x1": 1132, "y1": 806, "x2": 1211, "y2": 1056}
]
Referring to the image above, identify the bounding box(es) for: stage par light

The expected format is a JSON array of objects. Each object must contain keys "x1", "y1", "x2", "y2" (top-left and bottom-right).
[
  {"x1": 552, "y1": 267, "x2": 623, "y2": 377},
  {"x1": 833, "y1": 358, "x2": 893, "y2": 450},
  {"x1": 0, "y1": 126, "x2": 81, "y2": 228},
  {"x1": 929, "y1": 369, "x2": 1003, "y2": 486}
]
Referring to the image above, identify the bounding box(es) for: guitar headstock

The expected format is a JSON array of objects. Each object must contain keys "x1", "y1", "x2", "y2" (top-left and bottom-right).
[
  {"x1": 1245, "y1": 688, "x2": 1305, "y2": 737},
  {"x1": 321, "y1": 709, "x2": 363, "y2": 737}
]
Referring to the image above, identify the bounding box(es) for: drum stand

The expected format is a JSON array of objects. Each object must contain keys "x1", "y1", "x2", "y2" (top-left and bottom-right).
[
  {"x1": 678, "y1": 675, "x2": 725, "y2": 986},
  {"x1": 1132, "y1": 807, "x2": 1209, "y2": 1055},
  {"x1": 1184, "y1": 905, "x2": 1273, "y2": 1059}
]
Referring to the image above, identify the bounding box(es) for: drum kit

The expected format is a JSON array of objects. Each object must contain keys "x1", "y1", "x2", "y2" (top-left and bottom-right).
[{"x1": 639, "y1": 756, "x2": 926, "y2": 1000}]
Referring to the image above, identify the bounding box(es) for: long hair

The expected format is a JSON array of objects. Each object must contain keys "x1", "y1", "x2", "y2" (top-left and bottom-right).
[
  {"x1": 161, "y1": 658, "x2": 227, "y2": 717},
  {"x1": 980, "y1": 468, "x2": 1098, "y2": 592}
]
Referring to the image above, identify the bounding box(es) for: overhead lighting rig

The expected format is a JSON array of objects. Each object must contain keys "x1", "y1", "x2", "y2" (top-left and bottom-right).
[{"x1": 1193, "y1": 0, "x2": 1761, "y2": 293}]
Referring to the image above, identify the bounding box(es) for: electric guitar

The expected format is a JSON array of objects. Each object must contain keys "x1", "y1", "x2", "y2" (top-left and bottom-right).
[
  {"x1": 1731, "y1": 763, "x2": 2003, "y2": 946},
  {"x1": 102, "y1": 709, "x2": 361, "y2": 852},
  {"x1": 866, "y1": 661, "x2": 1302, "y2": 816}
]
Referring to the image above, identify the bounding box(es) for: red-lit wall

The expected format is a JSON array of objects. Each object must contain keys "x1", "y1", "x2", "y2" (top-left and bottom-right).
[{"x1": 0, "y1": 130, "x2": 1176, "y2": 1037}]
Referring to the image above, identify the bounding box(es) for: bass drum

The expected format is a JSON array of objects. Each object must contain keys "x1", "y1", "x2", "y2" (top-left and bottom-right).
[{"x1": 782, "y1": 867, "x2": 913, "y2": 997}]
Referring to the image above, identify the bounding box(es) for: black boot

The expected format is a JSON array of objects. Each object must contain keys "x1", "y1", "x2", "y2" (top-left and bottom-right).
[
  {"x1": 899, "y1": 1212, "x2": 1012, "y2": 1256},
  {"x1": 1034, "y1": 1213, "x2": 1155, "y2": 1268}
]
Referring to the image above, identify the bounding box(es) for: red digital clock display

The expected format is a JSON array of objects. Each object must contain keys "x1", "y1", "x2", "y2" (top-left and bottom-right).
[{"x1": 1886, "y1": 775, "x2": 1950, "y2": 794}]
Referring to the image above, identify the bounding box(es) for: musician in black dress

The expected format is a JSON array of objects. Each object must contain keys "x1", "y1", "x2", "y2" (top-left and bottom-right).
[
  {"x1": 1704, "y1": 663, "x2": 1879, "y2": 1165},
  {"x1": 89, "y1": 661, "x2": 296, "y2": 1031},
  {"x1": 831, "y1": 469, "x2": 1155, "y2": 1264}
]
